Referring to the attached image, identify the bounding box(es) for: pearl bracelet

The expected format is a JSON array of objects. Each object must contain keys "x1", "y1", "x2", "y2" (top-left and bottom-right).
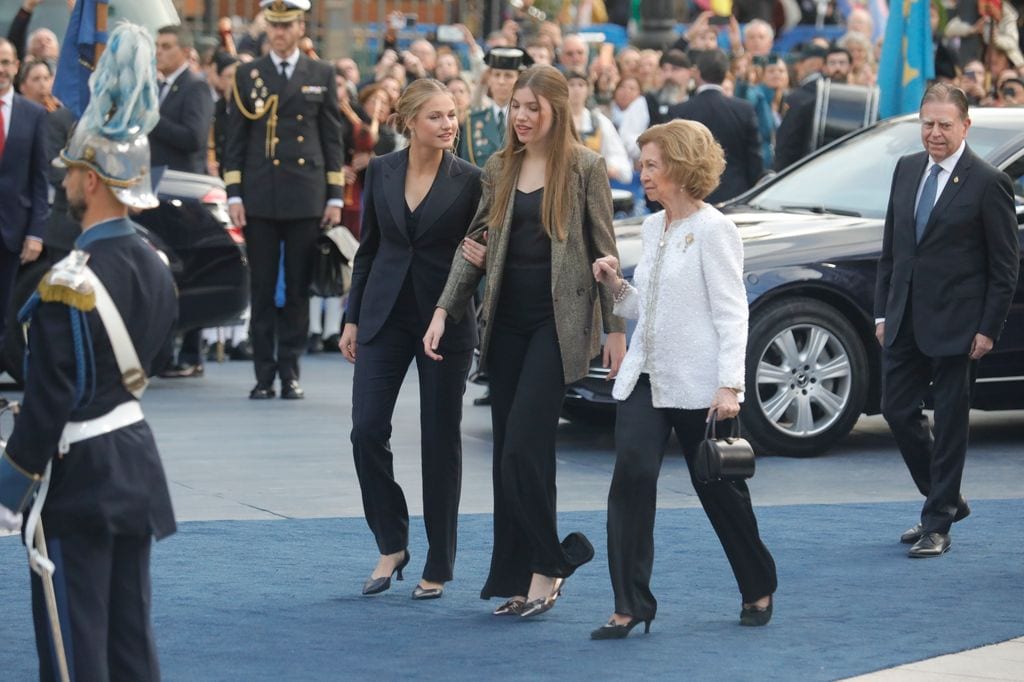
[{"x1": 613, "y1": 279, "x2": 630, "y2": 304}]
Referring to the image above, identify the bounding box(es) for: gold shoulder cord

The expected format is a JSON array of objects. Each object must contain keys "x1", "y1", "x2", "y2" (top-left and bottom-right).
[{"x1": 232, "y1": 73, "x2": 280, "y2": 158}]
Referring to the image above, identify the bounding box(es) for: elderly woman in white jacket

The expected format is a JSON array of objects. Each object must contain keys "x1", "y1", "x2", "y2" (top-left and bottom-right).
[{"x1": 590, "y1": 120, "x2": 777, "y2": 640}]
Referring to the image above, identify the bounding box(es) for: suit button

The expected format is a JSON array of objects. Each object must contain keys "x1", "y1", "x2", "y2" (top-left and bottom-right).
[
  {"x1": 296, "y1": 114, "x2": 304, "y2": 121},
  {"x1": 297, "y1": 135, "x2": 305, "y2": 142},
  {"x1": 577, "y1": 287, "x2": 585, "y2": 296},
  {"x1": 273, "y1": 159, "x2": 280, "y2": 166},
  {"x1": 298, "y1": 158, "x2": 305, "y2": 166}
]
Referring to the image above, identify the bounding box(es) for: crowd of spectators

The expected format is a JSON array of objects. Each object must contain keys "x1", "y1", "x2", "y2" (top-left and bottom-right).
[{"x1": 5, "y1": 0, "x2": 1024, "y2": 361}]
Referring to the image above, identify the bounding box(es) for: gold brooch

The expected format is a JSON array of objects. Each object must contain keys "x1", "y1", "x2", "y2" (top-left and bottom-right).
[{"x1": 683, "y1": 233, "x2": 695, "y2": 251}]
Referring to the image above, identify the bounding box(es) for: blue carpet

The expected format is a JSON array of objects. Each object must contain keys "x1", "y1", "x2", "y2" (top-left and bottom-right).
[{"x1": 1, "y1": 500, "x2": 1022, "y2": 681}]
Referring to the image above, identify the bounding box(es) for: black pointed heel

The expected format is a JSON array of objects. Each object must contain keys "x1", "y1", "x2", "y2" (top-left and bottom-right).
[
  {"x1": 590, "y1": 617, "x2": 652, "y2": 640},
  {"x1": 362, "y1": 550, "x2": 411, "y2": 596},
  {"x1": 739, "y1": 595, "x2": 773, "y2": 626}
]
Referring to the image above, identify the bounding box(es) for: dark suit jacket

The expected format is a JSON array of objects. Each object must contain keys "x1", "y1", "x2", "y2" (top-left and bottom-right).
[
  {"x1": 773, "y1": 76, "x2": 819, "y2": 171},
  {"x1": 874, "y1": 146, "x2": 1020, "y2": 356},
  {"x1": 224, "y1": 54, "x2": 344, "y2": 220},
  {"x1": 666, "y1": 87, "x2": 763, "y2": 204},
  {"x1": 149, "y1": 68, "x2": 215, "y2": 175},
  {"x1": 0, "y1": 93, "x2": 49, "y2": 253},
  {"x1": 347, "y1": 149, "x2": 483, "y2": 352}
]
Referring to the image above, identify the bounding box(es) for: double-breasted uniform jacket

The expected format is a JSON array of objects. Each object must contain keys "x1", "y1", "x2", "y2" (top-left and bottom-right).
[
  {"x1": 346, "y1": 149, "x2": 482, "y2": 352},
  {"x1": 874, "y1": 146, "x2": 1020, "y2": 356},
  {"x1": 223, "y1": 54, "x2": 344, "y2": 220},
  {"x1": 457, "y1": 106, "x2": 505, "y2": 168},
  {"x1": 437, "y1": 146, "x2": 626, "y2": 384},
  {"x1": 1, "y1": 219, "x2": 178, "y2": 539}
]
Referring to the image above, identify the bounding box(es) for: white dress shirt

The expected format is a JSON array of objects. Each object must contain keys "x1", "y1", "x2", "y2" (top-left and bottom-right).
[
  {"x1": 158, "y1": 62, "x2": 190, "y2": 104},
  {"x1": 270, "y1": 49, "x2": 300, "y2": 79},
  {"x1": 612, "y1": 206, "x2": 748, "y2": 409},
  {"x1": 0, "y1": 88, "x2": 12, "y2": 139},
  {"x1": 914, "y1": 139, "x2": 967, "y2": 212}
]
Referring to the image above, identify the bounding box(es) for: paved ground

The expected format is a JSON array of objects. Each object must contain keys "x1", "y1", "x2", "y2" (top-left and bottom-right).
[{"x1": 2, "y1": 354, "x2": 1022, "y2": 679}]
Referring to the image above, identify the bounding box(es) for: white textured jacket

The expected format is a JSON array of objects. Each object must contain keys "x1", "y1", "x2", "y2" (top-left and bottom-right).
[{"x1": 612, "y1": 206, "x2": 748, "y2": 409}]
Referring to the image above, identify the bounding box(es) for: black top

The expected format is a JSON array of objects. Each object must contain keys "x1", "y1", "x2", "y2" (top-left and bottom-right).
[{"x1": 506, "y1": 188, "x2": 551, "y2": 270}]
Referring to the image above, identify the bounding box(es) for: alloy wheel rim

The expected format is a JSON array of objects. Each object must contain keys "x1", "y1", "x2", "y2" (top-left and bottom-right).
[{"x1": 755, "y1": 324, "x2": 853, "y2": 438}]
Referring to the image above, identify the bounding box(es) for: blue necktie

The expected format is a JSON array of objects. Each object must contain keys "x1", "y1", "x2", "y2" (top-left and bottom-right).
[{"x1": 915, "y1": 164, "x2": 942, "y2": 243}]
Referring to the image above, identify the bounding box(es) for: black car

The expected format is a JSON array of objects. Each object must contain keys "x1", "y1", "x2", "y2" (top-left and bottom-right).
[
  {"x1": 2, "y1": 169, "x2": 250, "y2": 382},
  {"x1": 566, "y1": 108, "x2": 1024, "y2": 457}
]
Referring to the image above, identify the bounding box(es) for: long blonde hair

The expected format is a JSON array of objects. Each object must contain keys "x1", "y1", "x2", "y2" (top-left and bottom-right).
[{"x1": 486, "y1": 65, "x2": 581, "y2": 241}]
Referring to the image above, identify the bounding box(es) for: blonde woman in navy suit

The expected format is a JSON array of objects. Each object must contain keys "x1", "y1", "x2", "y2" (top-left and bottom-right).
[
  {"x1": 341, "y1": 79, "x2": 483, "y2": 600},
  {"x1": 591, "y1": 120, "x2": 776, "y2": 639}
]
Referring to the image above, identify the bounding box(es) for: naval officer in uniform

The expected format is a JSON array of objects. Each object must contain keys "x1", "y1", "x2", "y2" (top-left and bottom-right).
[
  {"x1": 458, "y1": 48, "x2": 528, "y2": 168},
  {"x1": 224, "y1": 0, "x2": 345, "y2": 400},
  {"x1": 0, "y1": 23, "x2": 178, "y2": 681}
]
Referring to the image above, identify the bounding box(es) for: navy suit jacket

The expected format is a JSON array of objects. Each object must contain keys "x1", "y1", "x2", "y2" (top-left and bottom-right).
[
  {"x1": 346, "y1": 149, "x2": 482, "y2": 352},
  {"x1": 149, "y1": 68, "x2": 215, "y2": 175},
  {"x1": 874, "y1": 146, "x2": 1020, "y2": 356},
  {"x1": 0, "y1": 93, "x2": 49, "y2": 253},
  {"x1": 666, "y1": 88, "x2": 763, "y2": 204}
]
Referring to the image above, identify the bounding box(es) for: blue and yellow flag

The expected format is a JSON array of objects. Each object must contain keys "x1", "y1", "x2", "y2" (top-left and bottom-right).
[
  {"x1": 878, "y1": 0, "x2": 934, "y2": 118},
  {"x1": 53, "y1": 0, "x2": 109, "y2": 118}
]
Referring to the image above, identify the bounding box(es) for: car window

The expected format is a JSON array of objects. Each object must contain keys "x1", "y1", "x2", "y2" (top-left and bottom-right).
[{"x1": 747, "y1": 121, "x2": 1011, "y2": 220}]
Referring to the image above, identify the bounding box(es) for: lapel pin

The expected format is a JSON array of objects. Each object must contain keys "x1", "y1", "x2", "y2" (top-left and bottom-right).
[
  {"x1": 250, "y1": 68, "x2": 259, "y2": 79},
  {"x1": 953, "y1": 176, "x2": 959, "y2": 184}
]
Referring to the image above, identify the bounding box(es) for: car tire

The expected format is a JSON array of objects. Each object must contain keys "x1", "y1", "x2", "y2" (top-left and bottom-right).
[
  {"x1": 2, "y1": 260, "x2": 52, "y2": 385},
  {"x1": 742, "y1": 297, "x2": 869, "y2": 457}
]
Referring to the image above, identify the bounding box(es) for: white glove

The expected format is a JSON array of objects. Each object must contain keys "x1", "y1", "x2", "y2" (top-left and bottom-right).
[{"x1": 0, "y1": 504, "x2": 23, "y2": 533}]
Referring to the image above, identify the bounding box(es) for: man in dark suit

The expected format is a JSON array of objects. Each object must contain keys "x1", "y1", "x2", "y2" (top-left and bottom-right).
[
  {"x1": 224, "y1": 0, "x2": 344, "y2": 400},
  {"x1": 0, "y1": 37, "x2": 48, "y2": 350},
  {"x1": 149, "y1": 25, "x2": 215, "y2": 379},
  {"x1": 874, "y1": 83, "x2": 1020, "y2": 558},
  {"x1": 773, "y1": 44, "x2": 826, "y2": 171},
  {"x1": 150, "y1": 26, "x2": 214, "y2": 175},
  {"x1": 665, "y1": 49, "x2": 762, "y2": 204}
]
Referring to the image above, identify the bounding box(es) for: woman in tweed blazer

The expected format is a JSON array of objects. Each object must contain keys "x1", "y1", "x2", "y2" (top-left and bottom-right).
[
  {"x1": 591, "y1": 120, "x2": 776, "y2": 639},
  {"x1": 424, "y1": 65, "x2": 626, "y2": 618}
]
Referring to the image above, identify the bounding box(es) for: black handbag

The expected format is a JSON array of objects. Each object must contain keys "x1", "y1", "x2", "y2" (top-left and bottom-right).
[
  {"x1": 694, "y1": 411, "x2": 756, "y2": 484},
  {"x1": 310, "y1": 226, "x2": 359, "y2": 298}
]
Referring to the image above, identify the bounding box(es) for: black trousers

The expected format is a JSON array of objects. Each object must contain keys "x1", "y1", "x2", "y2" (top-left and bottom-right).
[
  {"x1": 177, "y1": 328, "x2": 203, "y2": 366},
  {"x1": 243, "y1": 217, "x2": 319, "y2": 385},
  {"x1": 0, "y1": 246, "x2": 19, "y2": 350},
  {"x1": 480, "y1": 321, "x2": 593, "y2": 599},
  {"x1": 350, "y1": 315, "x2": 472, "y2": 583},
  {"x1": 31, "y1": 533, "x2": 159, "y2": 682},
  {"x1": 607, "y1": 375, "x2": 777, "y2": 620},
  {"x1": 882, "y1": 314, "x2": 974, "y2": 534}
]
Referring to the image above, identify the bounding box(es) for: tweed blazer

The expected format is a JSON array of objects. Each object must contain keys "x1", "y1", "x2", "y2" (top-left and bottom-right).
[{"x1": 436, "y1": 146, "x2": 626, "y2": 384}]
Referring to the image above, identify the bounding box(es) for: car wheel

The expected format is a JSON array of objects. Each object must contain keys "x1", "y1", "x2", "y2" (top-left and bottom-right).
[
  {"x1": 742, "y1": 297, "x2": 869, "y2": 457},
  {"x1": 2, "y1": 260, "x2": 51, "y2": 385}
]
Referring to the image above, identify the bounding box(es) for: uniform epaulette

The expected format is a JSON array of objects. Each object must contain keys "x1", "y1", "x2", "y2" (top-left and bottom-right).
[{"x1": 37, "y1": 250, "x2": 96, "y2": 311}]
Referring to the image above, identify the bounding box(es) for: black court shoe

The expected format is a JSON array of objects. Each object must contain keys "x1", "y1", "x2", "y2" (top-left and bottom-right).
[
  {"x1": 590, "y1": 617, "x2": 651, "y2": 640},
  {"x1": 740, "y1": 596, "x2": 773, "y2": 626},
  {"x1": 411, "y1": 584, "x2": 444, "y2": 600},
  {"x1": 362, "y1": 550, "x2": 410, "y2": 596}
]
